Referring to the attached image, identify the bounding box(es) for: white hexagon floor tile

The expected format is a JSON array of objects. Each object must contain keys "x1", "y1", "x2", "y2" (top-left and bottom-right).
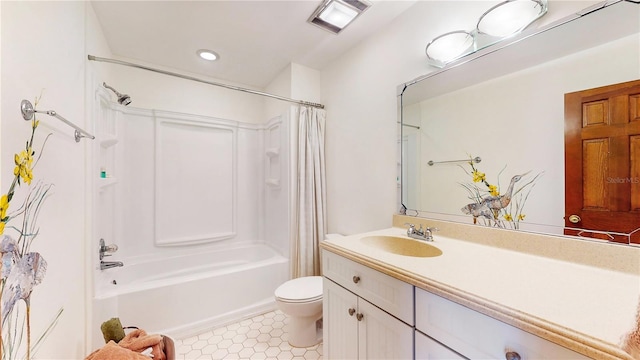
[{"x1": 174, "y1": 310, "x2": 322, "y2": 360}]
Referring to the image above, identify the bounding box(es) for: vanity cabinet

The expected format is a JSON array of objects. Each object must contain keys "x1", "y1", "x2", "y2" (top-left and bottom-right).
[
  {"x1": 415, "y1": 288, "x2": 590, "y2": 359},
  {"x1": 322, "y1": 251, "x2": 413, "y2": 359},
  {"x1": 415, "y1": 330, "x2": 465, "y2": 360}
]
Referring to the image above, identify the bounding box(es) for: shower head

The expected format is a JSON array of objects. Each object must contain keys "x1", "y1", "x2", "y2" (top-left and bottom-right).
[{"x1": 103, "y1": 82, "x2": 131, "y2": 106}]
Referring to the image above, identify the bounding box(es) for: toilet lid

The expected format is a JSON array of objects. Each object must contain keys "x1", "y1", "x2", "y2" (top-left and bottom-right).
[{"x1": 275, "y1": 276, "x2": 323, "y2": 302}]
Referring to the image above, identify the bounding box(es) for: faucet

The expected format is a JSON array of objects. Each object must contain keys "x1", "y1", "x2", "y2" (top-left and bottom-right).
[
  {"x1": 99, "y1": 238, "x2": 123, "y2": 270},
  {"x1": 405, "y1": 223, "x2": 438, "y2": 242},
  {"x1": 100, "y1": 261, "x2": 124, "y2": 270}
]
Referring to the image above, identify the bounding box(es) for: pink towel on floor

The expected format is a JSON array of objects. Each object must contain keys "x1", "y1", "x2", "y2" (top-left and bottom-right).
[
  {"x1": 119, "y1": 329, "x2": 166, "y2": 360},
  {"x1": 84, "y1": 341, "x2": 150, "y2": 360}
]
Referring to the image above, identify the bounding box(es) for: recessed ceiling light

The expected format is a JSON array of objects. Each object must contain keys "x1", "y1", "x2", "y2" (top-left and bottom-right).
[
  {"x1": 197, "y1": 49, "x2": 219, "y2": 61},
  {"x1": 308, "y1": 0, "x2": 371, "y2": 34}
]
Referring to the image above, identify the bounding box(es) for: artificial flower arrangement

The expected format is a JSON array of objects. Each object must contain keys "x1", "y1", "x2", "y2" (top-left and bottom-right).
[
  {"x1": 460, "y1": 156, "x2": 542, "y2": 229},
  {"x1": 1, "y1": 97, "x2": 63, "y2": 360}
]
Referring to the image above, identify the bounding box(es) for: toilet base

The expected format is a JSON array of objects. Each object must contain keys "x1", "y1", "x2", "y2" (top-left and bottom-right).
[{"x1": 287, "y1": 315, "x2": 323, "y2": 348}]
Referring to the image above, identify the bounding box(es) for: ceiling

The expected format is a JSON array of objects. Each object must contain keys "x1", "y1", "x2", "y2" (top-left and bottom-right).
[{"x1": 90, "y1": 0, "x2": 417, "y2": 88}]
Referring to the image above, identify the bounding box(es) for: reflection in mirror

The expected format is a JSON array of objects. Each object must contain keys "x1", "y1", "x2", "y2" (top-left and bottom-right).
[{"x1": 400, "y1": 0, "x2": 640, "y2": 244}]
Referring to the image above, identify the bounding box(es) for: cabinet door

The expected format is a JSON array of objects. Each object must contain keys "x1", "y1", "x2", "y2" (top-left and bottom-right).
[
  {"x1": 324, "y1": 278, "x2": 358, "y2": 360},
  {"x1": 357, "y1": 298, "x2": 413, "y2": 360},
  {"x1": 415, "y1": 330, "x2": 466, "y2": 360}
]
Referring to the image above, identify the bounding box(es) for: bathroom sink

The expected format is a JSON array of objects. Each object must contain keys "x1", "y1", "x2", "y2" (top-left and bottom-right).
[{"x1": 360, "y1": 236, "x2": 443, "y2": 258}]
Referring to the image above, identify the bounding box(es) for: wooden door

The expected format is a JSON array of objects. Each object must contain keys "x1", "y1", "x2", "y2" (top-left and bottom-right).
[{"x1": 565, "y1": 79, "x2": 640, "y2": 244}]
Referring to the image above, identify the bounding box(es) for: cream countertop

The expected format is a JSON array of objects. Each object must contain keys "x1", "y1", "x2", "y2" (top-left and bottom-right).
[{"x1": 321, "y1": 224, "x2": 640, "y2": 359}]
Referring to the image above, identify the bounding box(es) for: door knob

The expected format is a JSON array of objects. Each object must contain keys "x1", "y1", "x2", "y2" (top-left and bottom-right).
[
  {"x1": 352, "y1": 276, "x2": 360, "y2": 284},
  {"x1": 568, "y1": 214, "x2": 581, "y2": 224},
  {"x1": 348, "y1": 308, "x2": 355, "y2": 316},
  {"x1": 356, "y1": 313, "x2": 364, "y2": 321}
]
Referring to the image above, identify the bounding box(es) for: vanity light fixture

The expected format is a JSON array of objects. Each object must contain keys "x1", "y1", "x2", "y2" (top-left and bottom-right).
[
  {"x1": 425, "y1": 30, "x2": 476, "y2": 66},
  {"x1": 425, "y1": 0, "x2": 547, "y2": 68},
  {"x1": 197, "y1": 49, "x2": 219, "y2": 61},
  {"x1": 308, "y1": 0, "x2": 371, "y2": 34},
  {"x1": 477, "y1": 0, "x2": 548, "y2": 38}
]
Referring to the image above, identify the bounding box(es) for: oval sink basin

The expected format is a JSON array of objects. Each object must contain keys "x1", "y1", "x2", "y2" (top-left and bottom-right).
[{"x1": 360, "y1": 236, "x2": 443, "y2": 258}]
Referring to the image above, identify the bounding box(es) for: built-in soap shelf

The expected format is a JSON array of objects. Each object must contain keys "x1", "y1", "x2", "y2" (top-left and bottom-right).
[
  {"x1": 100, "y1": 136, "x2": 118, "y2": 148},
  {"x1": 265, "y1": 147, "x2": 280, "y2": 158},
  {"x1": 265, "y1": 178, "x2": 280, "y2": 187},
  {"x1": 98, "y1": 177, "x2": 118, "y2": 190}
]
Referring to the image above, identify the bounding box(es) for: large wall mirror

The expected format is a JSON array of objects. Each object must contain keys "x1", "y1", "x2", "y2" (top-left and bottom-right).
[{"x1": 399, "y1": 0, "x2": 640, "y2": 244}]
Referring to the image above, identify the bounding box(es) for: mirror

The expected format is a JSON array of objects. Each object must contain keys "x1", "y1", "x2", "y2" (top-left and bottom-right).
[{"x1": 400, "y1": 0, "x2": 640, "y2": 244}]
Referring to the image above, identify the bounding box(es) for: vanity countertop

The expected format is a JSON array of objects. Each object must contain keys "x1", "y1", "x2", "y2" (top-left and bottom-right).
[{"x1": 320, "y1": 223, "x2": 640, "y2": 360}]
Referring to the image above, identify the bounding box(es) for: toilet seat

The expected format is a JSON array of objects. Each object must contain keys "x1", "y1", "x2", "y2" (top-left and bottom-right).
[{"x1": 275, "y1": 276, "x2": 322, "y2": 303}]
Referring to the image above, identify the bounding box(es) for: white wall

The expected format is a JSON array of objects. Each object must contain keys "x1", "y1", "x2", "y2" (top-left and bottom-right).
[
  {"x1": 100, "y1": 57, "x2": 267, "y2": 125},
  {"x1": 321, "y1": 0, "x2": 600, "y2": 235},
  {"x1": 1, "y1": 2, "x2": 88, "y2": 357}
]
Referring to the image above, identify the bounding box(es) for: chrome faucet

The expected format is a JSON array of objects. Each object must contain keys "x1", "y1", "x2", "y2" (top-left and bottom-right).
[
  {"x1": 99, "y1": 238, "x2": 123, "y2": 270},
  {"x1": 405, "y1": 223, "x2": 438, "y2": 242},
  {"x1": 100, "y1": 261, "x2": 124, "y2": 270}
]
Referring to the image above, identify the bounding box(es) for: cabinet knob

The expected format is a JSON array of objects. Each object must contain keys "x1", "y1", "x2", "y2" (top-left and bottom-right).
[
  {"x1": 352, "y1": 276, "x2": 360, "y2": 284},
  {"x1": 505, "y1": 351, "x2": 521, "y2": 360},
  {"x1": 348, "y1": 308, "x2": 355, "y2": 316},
  {"x1": 356, "y1": 313, "x2": 364, "y2": 321}
]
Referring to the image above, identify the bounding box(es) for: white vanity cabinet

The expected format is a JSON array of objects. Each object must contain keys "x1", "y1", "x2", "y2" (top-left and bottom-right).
[
  {"x1": 322, "y1": 251, "x2": 414, "y2": 360},
  {"x1": 415, "y1": 288, "x2": 590, "y2": 360},
  {"x1": 415, "y1": 330, "x2": 465, "y2": 360}
]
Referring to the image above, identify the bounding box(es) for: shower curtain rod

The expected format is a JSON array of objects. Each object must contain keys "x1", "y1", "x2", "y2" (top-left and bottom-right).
[{"x1": 88, "y1": 55, "x2": 325, "y2": 109}]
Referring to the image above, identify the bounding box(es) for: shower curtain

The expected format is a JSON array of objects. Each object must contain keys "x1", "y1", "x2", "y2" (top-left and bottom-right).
[{"x1": 292, "y1": 106, "x2": 327, "y2": 278}]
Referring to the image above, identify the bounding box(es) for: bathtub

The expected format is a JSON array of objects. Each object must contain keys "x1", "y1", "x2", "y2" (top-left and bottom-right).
[{"x1": 92, "y1": 243, "x2": 289, "y2": 344}]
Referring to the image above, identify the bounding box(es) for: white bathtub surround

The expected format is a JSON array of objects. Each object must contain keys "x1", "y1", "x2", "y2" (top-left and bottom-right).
[
  {"x1": 292, "y1": 106, "x2": 327, "y2": 278},
  {"x1": 92, "y1": 95, "x2": 295, "y2": 347}
]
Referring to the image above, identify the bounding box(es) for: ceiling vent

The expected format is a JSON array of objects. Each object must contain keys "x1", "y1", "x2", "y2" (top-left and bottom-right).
[{"x1": 308, "y1": 0, "x2": 371, "y2": 34}]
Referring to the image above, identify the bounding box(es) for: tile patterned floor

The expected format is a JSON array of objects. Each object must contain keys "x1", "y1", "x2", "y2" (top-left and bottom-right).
[{"x1": 175, "y1": 310, "x2": 323, "y2": 359}]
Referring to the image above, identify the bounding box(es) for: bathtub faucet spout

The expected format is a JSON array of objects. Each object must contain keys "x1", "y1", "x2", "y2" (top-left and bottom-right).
[{"x1": 100, "y1": 260, "x2": 124, "y2": 270}]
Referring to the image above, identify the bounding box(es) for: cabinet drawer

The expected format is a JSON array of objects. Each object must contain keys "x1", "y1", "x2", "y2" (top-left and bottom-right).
[
  {"x1": 323, "y1": 250, "x2": 414, "y2": 325},
  {"x1": 415, "y1": 288, "x2": 589, "y2": 359}
]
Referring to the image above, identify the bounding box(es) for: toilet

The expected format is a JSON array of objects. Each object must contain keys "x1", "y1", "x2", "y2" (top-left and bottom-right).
[
  {"x1": 274, "y1": 276, "x2": 323, "y2": 347},
  {"x1": 275, "y1": 233, "x2": 342, "y2": 347}
]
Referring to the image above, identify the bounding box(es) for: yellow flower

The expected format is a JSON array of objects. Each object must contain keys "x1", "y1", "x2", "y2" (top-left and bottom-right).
[
  {"x1": 488, "y1": 184, "x2": 499, "y2": 197},
  {"x1": 472, "y1": 170, "x2": 485, "y2": 183},
  {"x1": 0, "y1": 194, "x2": 8, "y2": 219},
  {"x1": 504, "y1": 213, "x2": 513, "y2": 221},
  {"x1": 14, "y1": 148, "x2": 34, "y2": 185},
  {"x1": 518, "y1": 214, "x2": 526, "y2": 221},
  {"x1": 0, "y1": 194, "x2": 7, "y2": 234}
]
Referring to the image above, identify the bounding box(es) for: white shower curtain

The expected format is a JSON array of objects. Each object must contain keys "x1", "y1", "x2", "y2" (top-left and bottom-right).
[{"x1": 292, "y1": 106, "x2": 327, "y2": 278}]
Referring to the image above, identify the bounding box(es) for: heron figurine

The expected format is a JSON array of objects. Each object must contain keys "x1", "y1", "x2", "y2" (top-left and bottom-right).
[
  {"x1": 462, "y1": 171, "x2": 530, "y2": 223},
  {"x1": 480, "y1": 171, "x2": 530, "y2": 212}
]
